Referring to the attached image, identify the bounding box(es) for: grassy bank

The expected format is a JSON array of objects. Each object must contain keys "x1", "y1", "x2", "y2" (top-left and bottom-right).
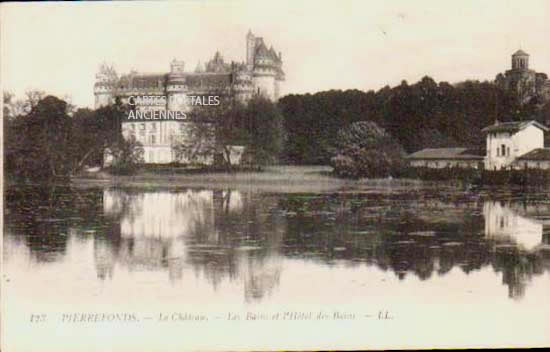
[
  {"x1": 71, "y1": 165, "x2": 426, "y2": 193},
  {"x1": 401, "y1": 166, "x2": 550, "y2": 188}
]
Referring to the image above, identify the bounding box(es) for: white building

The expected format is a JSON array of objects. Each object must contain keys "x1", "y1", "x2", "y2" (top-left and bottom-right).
[
  {"x1": 482, "y1": 120, "x2": 549, "y2": 170},
  {"x1": 407, "y1": 120, "x2": 550, "y2": 170}
]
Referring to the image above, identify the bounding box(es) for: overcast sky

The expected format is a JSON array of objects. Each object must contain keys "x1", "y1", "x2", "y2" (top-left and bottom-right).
[{"x1": 2, "y1": 0, "x2": 550, "y2": 108}]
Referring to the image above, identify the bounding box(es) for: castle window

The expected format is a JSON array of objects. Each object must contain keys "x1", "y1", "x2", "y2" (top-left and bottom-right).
[
  {"x1": 497, "y1": 148, "x2": 500, "y2": 157},
  {"x1": 501, "y1": 144, "x2": 506, "y2": 157}
]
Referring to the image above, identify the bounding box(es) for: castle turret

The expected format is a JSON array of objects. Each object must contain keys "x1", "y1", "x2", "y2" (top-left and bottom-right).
[
  {"x1": 167, "y1": 59, "x2": 188, "y2": 111},
  {"x1": 195, "y1": 61, "x2": 204, "y2": 73},
  {"x1": 94, "y1": 63, "x2": 120, "y2": 108},
  {"x1": 94, "y1": 81, "x2": 114, "y2": 109},
  {"x1": 252, "y1": 38, "x2": 278, "y2": 100},
  {"x1": 170, "y1": 59, "x2": 185, "y2": 74}
]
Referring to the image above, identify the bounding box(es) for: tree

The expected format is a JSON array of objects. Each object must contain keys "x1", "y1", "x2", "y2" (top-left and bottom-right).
[
  {"x1": 171, "y1": 97, "x2": 247, "y2": 168},
  {"x1": 104, "y1": 135, "x2": 144, "y2": 175},
  {"x1": 243, "y1": 97, "x2": 285, "y2": 165},
  {"x1": 24, "y1": 89, "x2": 46, "y2": 112},
  {"x1": 172, "y1": 120, "x2": 218, "y2": 165},
  {"x1": 69, "y1": 102, "x2": 126, "y2": 173},
  {"x1": 279, "y1": 89, "x2": 378, "y2": 164},
  {"x1": 5, "y1": 96, "x2": 72, "y2": 180},
  {"x1": 171, "y1": 96, "x2": 285, "y2": 168},
  {"x1": 279, "y1": 77, "x2": 527, "y2": 162},
  {"x1": 330, "y1": 121, "x2": 404, "y2": 178},
  {"x1": 3, "y1": 89, "x2": 47, "y2": 118}
]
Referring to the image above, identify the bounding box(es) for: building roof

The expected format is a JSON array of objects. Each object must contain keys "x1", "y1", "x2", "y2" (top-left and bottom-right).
[
  {"x1": 116, "y1": 72, "x2": 232, "y2": 90},
  {"x1": 515, "y1": 148, "x2": 550, "y2": 161},
  {"x1": 481, "y1": 120, "x2": 549, "y2": 134},
  {"x1": 406, "y1": 148, "x2": 485, "y2": 160},
  {"x1": 256, "y1": 42, "x2": 270, "y2": 58},
  {"x1": 513, "y1": 49, "x2": 529, "y2": 56},
  {"x1": 184, "y1": 72, "x2": 232, "y2": 88},
  {"x1": 119, "y1": 73, "x2": 167, "y2": 89}
]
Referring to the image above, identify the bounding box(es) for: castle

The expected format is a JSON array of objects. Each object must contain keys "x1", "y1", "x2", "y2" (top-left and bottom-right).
[
  {"x1": 94, "y1": 30, "x2": 284, "y2": 164},
  {"x1": 495, "y1": 49, "x2": 550, "y2": 104}
]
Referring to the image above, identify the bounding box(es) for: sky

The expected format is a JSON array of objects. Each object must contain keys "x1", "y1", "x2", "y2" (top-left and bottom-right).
[{"x1": 1, "y1": 0, "x2": 550, "y2": 108}]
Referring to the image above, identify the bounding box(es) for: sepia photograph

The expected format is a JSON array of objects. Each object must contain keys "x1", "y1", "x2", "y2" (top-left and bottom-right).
[{"x1": 1, "y1": 0, "x2": 549, "y2": 351}]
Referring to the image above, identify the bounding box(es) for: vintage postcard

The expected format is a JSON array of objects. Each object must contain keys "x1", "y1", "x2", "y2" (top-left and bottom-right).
[{"x1": 1, "y1": 0, "x2": 550, "y2": 351}]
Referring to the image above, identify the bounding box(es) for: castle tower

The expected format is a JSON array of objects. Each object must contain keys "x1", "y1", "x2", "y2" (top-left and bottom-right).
[
  {"x1": 246, "y1": 30, "x2": 255, "y2": 71},
  {"x1": 252, "y1": 37, "x2": 278, "y2": 100},
  {"x1": 170, "y1": 58, "x2": 185, "y2": 74},
  {"x1": 167, "y1": 59, "x2": 188, "y2": 111},
  {"x1": 94, "y1": 82, "x2": 114, "y2": 109},
  {"x1": 232, "y1": 62, "x2": 253, "y2": 102},
  {"x1": 512, "y1": 50, "x2": 529, "y2": 71}
]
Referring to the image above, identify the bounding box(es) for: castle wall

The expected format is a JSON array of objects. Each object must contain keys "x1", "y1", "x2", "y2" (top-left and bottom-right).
[
  {"x1": 274, "y1": 80, "x2": 281, "y2": 101},
  {"x1": 253, "y1": 75, "x2": 276, "y2": 100},
  {"x1": 121, "y1": 119, "x2": 215, "y2": 164},
  {"x1": 94, "y1": 90, "x2": 113, "y2": 109}
]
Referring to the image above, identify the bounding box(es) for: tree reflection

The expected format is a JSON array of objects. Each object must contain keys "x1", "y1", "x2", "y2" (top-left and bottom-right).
[
  {"x1": 5, "y1": 186, "x2": 550, "y2": 301},
  {"x1": 4, "y1": 185, "x2": 107, "y2": 262},
  {"x1": 279, "y1": 193, "x2": 550, "y2": 300}
]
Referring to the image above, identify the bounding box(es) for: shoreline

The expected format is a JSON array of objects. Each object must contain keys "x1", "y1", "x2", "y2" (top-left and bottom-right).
[{"x1": 67, "y1": 165, "x2": 427, "y2": 193}]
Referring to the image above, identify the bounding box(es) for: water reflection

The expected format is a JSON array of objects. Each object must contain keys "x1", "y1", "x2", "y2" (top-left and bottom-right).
[
  {"x1": 483, "y1": 200, "x2": 550, "y2": 298},
  {"x1": 101, "y1": 188, "x2": 284, "y2": 301},
  {"x1": 4, "y1": 186, "x2": 550, "y2": 302},
  {"x1": 484, "y1": 201, "x2": 545, "y2": 251}
]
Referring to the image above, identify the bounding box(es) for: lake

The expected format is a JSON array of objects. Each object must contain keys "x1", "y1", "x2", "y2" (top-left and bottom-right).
[{"x1": 3, "y1": 183, "x2": 550, "y2": 350}]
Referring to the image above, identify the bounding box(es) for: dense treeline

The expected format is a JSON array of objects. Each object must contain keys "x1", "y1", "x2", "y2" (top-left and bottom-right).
[
  {"x1": 6, "y1": 75, "x2": 550, "y2": 181},
  {"x1": 4, "y1": 92, "x2": 285, "y2": 181},
  {"x1": 4, "y1": 93, "x2": 138, "y2": 180},
  {"x1": 280, "y1": 76, "x2": 550, "y2": 164}
]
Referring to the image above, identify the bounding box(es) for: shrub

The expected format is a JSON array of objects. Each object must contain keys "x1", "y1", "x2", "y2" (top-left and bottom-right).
[{"x1": 330, "y1": 121, "x2": 405, "y2": 178}]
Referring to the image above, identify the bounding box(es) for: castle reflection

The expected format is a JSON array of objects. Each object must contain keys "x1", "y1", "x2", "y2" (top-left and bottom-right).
[
  {"x1": 99, "y1": 189, "x2": 283, "y2": 301},
  {"x1": 4, "y1": 185, "x2": 550, "y2": 302}
]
